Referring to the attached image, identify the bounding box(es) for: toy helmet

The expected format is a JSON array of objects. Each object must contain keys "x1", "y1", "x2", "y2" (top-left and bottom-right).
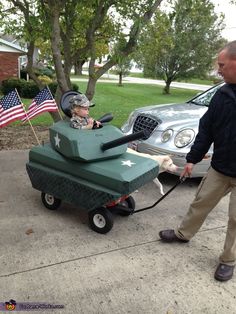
[
  {"x1": 69, "y1": 94, "x2": 95, "y2": 109},
  {"x1": 60, "y1": 91, "x2": 95, "y2": 118}
]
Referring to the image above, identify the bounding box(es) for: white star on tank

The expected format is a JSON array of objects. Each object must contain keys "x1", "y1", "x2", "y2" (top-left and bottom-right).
[
  {"x1": 54, "y1": 133, "x2": 61, "y2": 147},
  {"x1": 121, "y1": 160, "x2": 136, "y2": 167}
]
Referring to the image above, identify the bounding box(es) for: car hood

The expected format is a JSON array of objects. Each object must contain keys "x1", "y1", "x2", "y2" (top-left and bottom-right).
[{"x1": 136, "y1": 102, "x2": 208, "y2": 130}]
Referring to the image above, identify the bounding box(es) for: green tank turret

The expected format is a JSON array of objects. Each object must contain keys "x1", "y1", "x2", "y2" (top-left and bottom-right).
[
  {"x1": 49, "y1": 120, "x2": 150, "y2": 162},
  {"x1": 26, "y1": 91, "x2": 159, "y2": 234}
]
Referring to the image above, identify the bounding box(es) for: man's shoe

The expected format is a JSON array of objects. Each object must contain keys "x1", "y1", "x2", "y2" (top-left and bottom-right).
[
  {"x1": 214, "y1": 263, "x2": 235, "y2": 282},
  {"x1": 159, "y1": 229, "x2": 189, "y2": 243}
]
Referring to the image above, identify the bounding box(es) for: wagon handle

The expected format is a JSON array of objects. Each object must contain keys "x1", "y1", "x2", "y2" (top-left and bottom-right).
[{"x1": 132, "y1": 177, "x2": 186, "y2": 214}]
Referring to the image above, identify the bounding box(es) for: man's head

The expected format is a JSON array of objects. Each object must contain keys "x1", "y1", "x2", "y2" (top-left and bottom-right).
[{"x1": 218, "y1": 41, "x2": 236, "y2": 84}]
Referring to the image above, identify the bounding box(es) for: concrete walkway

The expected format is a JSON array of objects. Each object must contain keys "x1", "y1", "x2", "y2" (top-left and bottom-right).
[
  {"x1": 71, "y1": 74, "x2": 212, "y2": 91},
  {"x1": 0, "y1": 150, "x2": 235, "y2": 314}
]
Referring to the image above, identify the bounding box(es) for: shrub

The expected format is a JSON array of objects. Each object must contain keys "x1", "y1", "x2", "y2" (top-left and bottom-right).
[
  {"x1": 1, "y1": 78, "x2": 79, "y2": 98},
  {"x1": 21, "y1": 81, "x2": 40, "y2": 98},
  {"x1": 47, "y1": 82, "x2": 59, "y2": 95},
  {"x1": 38, "y1": 75, "x2": 53, "y2": 85},
  {"x1": 37, "y1": 67, "x2": 55, "y2": 79},
  {"x1": 1, "y1": 77, "x2": 27, "y2": 95}
]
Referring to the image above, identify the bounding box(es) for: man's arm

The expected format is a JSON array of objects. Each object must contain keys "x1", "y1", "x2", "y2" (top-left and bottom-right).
[{"x1": 181, "y1": 98, "x2": 216, "y2": 177}]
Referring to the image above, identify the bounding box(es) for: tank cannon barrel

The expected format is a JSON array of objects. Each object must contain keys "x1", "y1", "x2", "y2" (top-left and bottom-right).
[{"x1": 101, "y1": 129, "x2": 151, "y2": 151}]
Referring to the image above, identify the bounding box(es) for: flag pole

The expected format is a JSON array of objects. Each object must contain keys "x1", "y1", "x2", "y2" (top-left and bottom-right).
[
  {"x1": 15, "y1": 89, "x2": 41, "y2": 146},
  {"x1": 46, "y1": 86, "x2": 63, "y2": 120}
]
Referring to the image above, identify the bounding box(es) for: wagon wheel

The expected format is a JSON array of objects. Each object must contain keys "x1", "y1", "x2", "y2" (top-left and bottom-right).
[
  {"x1": 88, "y1": 207, "x2": 114, "y2": 234},
  {"x1": 116, "y1": 195, "x2": 136, "y2": 216},
  {"x1": 41, "y1": 192, "x2": 61, "y2": 210}
]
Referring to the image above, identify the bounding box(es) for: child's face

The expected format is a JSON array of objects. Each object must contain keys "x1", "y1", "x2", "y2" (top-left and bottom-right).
[{"x1": 73, "y1": 106, "x2": 89, "y2": 118}]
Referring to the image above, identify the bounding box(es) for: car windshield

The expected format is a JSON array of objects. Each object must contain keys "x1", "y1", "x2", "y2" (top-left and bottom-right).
[{"x1": 189, "y1": 83, "x2": 224, "y2": 107}]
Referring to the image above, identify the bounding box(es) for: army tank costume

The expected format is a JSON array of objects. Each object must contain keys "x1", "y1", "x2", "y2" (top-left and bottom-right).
[{"x1": 26, "y1": 91, "x2": 159, "y2": 233}]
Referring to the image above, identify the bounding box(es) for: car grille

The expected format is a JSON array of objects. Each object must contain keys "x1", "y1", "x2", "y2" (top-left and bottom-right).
[{"x1": 133, "y1": 115, "x2": 160, "y2": 139}]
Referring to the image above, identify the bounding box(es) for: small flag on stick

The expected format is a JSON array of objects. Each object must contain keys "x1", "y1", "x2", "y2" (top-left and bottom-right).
[
  {"x1": 22, "y1": 86, "x2": 58, "y2": 122},
  {"x1": 0, "y1": 90, "x2": 26, "y2": 128}
]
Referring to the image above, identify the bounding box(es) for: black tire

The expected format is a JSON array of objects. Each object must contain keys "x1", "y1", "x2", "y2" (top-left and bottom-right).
[
  {"x1": 88, "y1": 207, "x2": 114, "y2": 234},
  {"x1": 41, "y1": 192, "x2": 61, "y2": 210},
  {"x1": 117, "y1": 195, "x2": 135, "y2": 216},
  {"x1": 124, "y1": 195, "x2": 135, "y2": 209}
]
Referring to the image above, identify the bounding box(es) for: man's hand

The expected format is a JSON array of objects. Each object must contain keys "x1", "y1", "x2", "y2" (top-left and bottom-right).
[{"x1": 181, "y1": 163, "x2": 194, "y2": 178}]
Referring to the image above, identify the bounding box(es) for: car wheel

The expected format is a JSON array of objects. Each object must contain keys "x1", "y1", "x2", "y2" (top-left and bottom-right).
[
  {"x1": 41, "y1": 192, "x2": 61, "y2": 210},
  {"x1": 88, "y1": 207, "x2": 114, "y2": 234}
]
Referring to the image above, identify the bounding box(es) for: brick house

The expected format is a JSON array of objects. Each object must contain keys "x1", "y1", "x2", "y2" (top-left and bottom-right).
[{"x1": 0, "y1": 38, "x2": 26, "y2": 84}]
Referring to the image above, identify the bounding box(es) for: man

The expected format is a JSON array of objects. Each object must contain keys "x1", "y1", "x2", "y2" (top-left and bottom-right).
[{"x1": 159, "y1": 40, "x2": 236, "y2": 282}]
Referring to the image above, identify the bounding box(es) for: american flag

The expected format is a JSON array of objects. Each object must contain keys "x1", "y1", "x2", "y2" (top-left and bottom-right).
[
  {"x1": 0, "y1": 90, "x2": 26, "y2": 128},
  {"x1": 22, "y1": 86, "x2": 58, "y2": 122}
]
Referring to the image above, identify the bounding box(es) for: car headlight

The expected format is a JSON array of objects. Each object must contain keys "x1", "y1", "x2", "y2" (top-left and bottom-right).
[
  {"x1": 174, "y1": 129, "x2": 195, "y2": 148},
  {"x1": 161, "y1": 129, "x2": 173, "y2": 143}
]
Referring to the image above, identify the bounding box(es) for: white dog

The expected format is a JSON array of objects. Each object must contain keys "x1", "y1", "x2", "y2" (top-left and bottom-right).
[{"x1": 127, "y1": 148, "x2": 178, "y2": 195}]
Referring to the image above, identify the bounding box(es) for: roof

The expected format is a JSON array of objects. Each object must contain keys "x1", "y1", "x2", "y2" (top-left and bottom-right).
[{"x1": 0, "y1": 38, "x2": 27, "y2": 53}]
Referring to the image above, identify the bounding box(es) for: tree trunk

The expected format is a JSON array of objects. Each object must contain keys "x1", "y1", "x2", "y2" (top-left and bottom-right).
[
  {"x1": 26, "y1": 41, "x2": 60, "y2": 121},
  {"x1": 74, "y1": 60, "x2": 85, "y2": 75},
  {"x1": 26, "y1": 41, "x2": 44, "y2": 89},
  {"x1": 85, "y1": 57, "x2": 97, "y2": 100},
  {"x1": 118, "y1": 72, "x2": 123, "y2": 86},
  {"x1": 86, "y1": 77, "x2": 97, "y2": 100},
  {"x1": 163, "y1": 80, "x2": 171, "y2": 94},
  {"x1": 47, "y1": 4, "x2": 71, "y2": 121},
  {"x1": 48, "y1": 6, "x2": 70, "y2": 94}
]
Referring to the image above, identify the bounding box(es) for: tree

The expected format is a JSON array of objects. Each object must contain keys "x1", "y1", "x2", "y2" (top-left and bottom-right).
[
  {"x1": 0, "y1": 0, "x2": 60, "y2": 121},
  {"x1": 112, "y1": 35, "x2": 133, "y2": 86},
  {"x1": 135, "y1": 0, "x2": 226, "y2": 94},
  {"x1": 113, "y1": 57, "x2": 133, "y2": 86},
  {"x1": 0, "y1": 0, "x2": 163, "y2": 114},
  {"x1": 74, "y1": 0, "x2": 163, "y2": 100}
]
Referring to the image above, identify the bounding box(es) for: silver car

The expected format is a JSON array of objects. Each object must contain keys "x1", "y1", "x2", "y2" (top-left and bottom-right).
[{"x1": 121, "y1": 83, "x2": 224, "y2": 177}]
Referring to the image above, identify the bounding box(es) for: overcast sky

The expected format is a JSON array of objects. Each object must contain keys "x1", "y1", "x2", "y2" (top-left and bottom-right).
[
  {"x1": 160, "y1": 0, "x2": 236, "y2": 42},
  {"x1": 212, "y1": 0, "x2": 236, "y2": 41}
]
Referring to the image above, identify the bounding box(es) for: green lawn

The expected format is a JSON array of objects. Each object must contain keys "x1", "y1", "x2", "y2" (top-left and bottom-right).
[
  {"x1": 127, "y1": 72, "x2": 215, "y2": 85},
  {"x1": 11, "y1": 82, "x2": 200, "y2": 128},
  {"x1": 70, "y1": 81, "x2": 199, "y2": 127}
]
